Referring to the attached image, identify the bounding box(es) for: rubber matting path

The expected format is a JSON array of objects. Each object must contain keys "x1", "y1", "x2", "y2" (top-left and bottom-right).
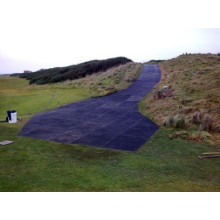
[{"x1": 19, "y1": 64, "x2": 161, "y2": 151}]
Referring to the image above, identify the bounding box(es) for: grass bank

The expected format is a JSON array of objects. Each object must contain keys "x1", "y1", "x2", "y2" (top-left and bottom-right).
[{"x1": 140, "y1": 54, "x2": 220, "y2": 146}]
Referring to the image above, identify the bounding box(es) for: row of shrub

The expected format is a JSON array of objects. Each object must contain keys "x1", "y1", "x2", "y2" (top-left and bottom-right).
[
  {"x1": 146, "y1": 59, "x2": 165, "y2": 64},
  {"x1": 163, "y1": 111, "x2": 219, "y2": 132},
  {"x1": 11, "y1": 57, "x2": 132, "y2": 85}
]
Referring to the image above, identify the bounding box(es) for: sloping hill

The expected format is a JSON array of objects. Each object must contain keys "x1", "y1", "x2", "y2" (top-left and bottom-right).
[
  {"x1": 140, "y1": 53, "x2": 220, "y2": 146},
  {"x1": 1, "y1": 62, "x2": 142, "y2": 117},
  {"x1": 12, "y1": 57, "x2": 132, "y2": 85},
  {"x1": 50, "y1": 62, "x2": 142, "y2": 97}
]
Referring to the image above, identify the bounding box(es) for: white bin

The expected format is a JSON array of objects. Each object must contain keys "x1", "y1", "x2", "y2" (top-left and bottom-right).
[{"x1": 9, "y1": 112, "x2": 17, "y2": 124}]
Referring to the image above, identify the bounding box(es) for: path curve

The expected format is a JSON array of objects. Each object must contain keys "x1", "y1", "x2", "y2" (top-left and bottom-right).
[{"x1": 19, "y1": 64, "x2": 161, "y2": 151}]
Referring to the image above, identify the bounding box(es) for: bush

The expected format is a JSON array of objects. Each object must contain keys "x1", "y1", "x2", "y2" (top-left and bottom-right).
[
  {"x1": 163, "y1": 116, "x2": 173, "y2": 127},
  {"x1": 192, "y1": 112, "x2": 205, "y2": 124},
  {"x1": 198, "y1": 115, "x2": 213, "y2": 132},
  {"x1": 192, "y1": 112, "x2": 215, "y2": 132},
  {"x1": 173, "y1": 114, "x2": 186, "y2": 128},
  {"x1": 163, "y1": 114, "x2": 186, "y2": 128},
  {"x1": 15, "y1": 57, "x2": 132, "y2": 85}
]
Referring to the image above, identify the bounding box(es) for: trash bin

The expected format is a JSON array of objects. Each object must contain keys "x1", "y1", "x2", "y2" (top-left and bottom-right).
[{"x1": 7, "y1": 110, "x2": 17, "y2": 124}]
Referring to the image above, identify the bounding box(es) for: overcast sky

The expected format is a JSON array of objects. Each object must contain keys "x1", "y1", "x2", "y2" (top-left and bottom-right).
[{"x1": 0, "y1": 0, "x2": 219, "y2": 74}]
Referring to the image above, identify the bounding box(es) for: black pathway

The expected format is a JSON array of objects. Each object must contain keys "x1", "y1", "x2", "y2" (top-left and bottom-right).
[{"x1": 19, "y1": 64, "x2": 161, "y2": 151}]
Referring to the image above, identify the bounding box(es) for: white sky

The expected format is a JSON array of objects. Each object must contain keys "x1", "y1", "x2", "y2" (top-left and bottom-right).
[{"x1": 0, "y1": 0, "x2": 219, "y2": 74}]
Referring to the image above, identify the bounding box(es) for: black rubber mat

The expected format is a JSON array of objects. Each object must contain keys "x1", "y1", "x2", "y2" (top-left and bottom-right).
[{"x1": 19, "y1": 64, "x2": 161, "y2": 151}]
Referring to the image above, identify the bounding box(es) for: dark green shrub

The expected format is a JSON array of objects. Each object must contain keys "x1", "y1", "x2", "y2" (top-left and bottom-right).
[{"x1": 16, "y1": 57, "x2": 132, "y2": 85}]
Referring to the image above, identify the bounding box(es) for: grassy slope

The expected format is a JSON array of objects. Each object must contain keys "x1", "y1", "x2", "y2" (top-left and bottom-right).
[
  {"x1": 0, "y1": 63, "x2": 141, "y2": 119},
  {"x1": 1, "y1": 59, "x2": 220, "y2": 191},
  {"x1": 42, "y1": 62, "x2": 142, "y2": 97},
  {"x1": 15, "y1": 57, "x2": 132, "y2": 85},
  {"x1": 140, "y1": 54, "x2": 220, "y2": 146}
]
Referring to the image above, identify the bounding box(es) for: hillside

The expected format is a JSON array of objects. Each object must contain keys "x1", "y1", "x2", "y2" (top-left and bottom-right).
[
  {"x1": 140, "y1": 53, "x2": 220, "y2": 146},
  {"x1": 12, "y1": 57, "x2": 132, "y2": 85},
  {"x1": 46, "y1": 62, "x2": 142, "y2": 97},
  {"x1": 0, "y1": 62, "x2": 142, "y2": 117}
]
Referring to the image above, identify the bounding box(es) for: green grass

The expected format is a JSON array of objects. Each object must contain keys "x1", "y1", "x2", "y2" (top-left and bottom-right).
[
  {"x1": 0, "y1": 62, "x2": 141, "y2": 119},
  {"x1": 0, "y1": 62, "x2": 220, "y2": 192},
  {"x1": 1, "y1": 119, "x2": 220, "y2": 191},
  {"x1": 0, "y1": 76, "x2": 91, "y2": 119}
]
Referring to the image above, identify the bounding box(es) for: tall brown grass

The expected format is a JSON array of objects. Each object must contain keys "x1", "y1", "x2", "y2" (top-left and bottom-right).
[{"x1": 140, "y1": 53, "x2": 220, "y2": 145}]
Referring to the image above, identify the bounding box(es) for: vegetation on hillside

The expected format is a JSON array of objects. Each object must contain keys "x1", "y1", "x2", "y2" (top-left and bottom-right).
[
  {"x1": 140, "y1": 53, "x2": 220, "y2": 146},
  {"x1": 43, "y1": 62, "x2": 142, "y2": 97},
  {"x1": 0, "y1": 62, "x2": 141, "y2": 118},
  {"x1": 12, "y1": 57, "x2": 132, "y2": 85},
  {"x1": 146, "y1": 59, "x2": 165, "y2": 64}
]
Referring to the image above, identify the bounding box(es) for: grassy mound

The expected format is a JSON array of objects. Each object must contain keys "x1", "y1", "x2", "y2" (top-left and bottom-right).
[
  {"x1": 139, "y1": 53, "x2": 220, "y2": 146},
  {"x1": 12, "y1": 57, "x2": 132, "y2": 85}
]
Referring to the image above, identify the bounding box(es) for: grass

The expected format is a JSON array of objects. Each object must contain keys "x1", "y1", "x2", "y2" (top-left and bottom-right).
[
  {"x1": 0, "y1": 62, "x2": 142, "y2": 119},
  {"x1": 0, "y1": 75, "x2": 91, "y2": 118},
  {"x1": 1, "y1": 119, "x2": 220, "y2": 191},
  {"x1": 49, "y1": 62, "x2": 142, "y2": 96},
  {"x1": 139, "y1": 53, "x2": 220, "y2": 146},
  {"x1": 0, "y1": 58, "x2": 220, "y2": 191}
]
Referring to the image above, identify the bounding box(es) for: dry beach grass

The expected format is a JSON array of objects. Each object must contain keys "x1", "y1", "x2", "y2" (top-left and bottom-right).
[{"x1": 140, "y1": 53, "x2": 220, "y2": 146}]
